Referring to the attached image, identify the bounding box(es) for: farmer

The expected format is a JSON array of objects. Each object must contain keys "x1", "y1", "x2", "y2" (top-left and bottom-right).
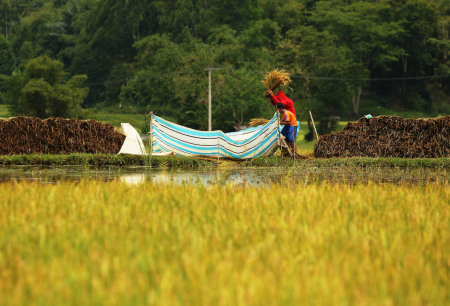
[
  {"x1": 276, "y1": 103, "x2": 298, "y2": 155},
  {"x1": 265, "y1": 89, "x2": 296, "y2": 119}
]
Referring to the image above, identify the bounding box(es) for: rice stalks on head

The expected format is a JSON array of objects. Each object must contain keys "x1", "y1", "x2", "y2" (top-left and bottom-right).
[
  {"x1": 262, "y1": 69, "x2": 292, "y2": 91},
  {"x1": 249, "y1": 118, "x2": 270, "y2": 127}
]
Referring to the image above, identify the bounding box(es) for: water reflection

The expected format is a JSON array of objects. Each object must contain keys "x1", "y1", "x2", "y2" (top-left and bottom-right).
[
  {"x1": 0, "y1": 165, "x2": 447, "y2": 186},
  {"x1": 0, "y1": 166, "x2": 271, "y2": 186},
  {"x1": 119, "y1": 172, "x2": 266, "y2": 186}
]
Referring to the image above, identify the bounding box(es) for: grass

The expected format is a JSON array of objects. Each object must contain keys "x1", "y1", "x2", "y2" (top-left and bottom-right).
[
  {"x1": 0, "y1": 154, "x2": 214, "y2": 168},
  {"x1": 296, "y1": 123, "x2": 316, "y2": 154},
  {"x1": 88, "y1": 106, "x2": 147, "y2": 132},
  {"x1": 1, "y1": 154, "x2": 449, "y2": 169},
  {"x1": 358, "y1": 95, "x2": 450, "y2": 119},
  {"x1": 0, "y1": 104, "x2": 9, "y2": 118},
  {"x1": 0, "y1": 181, "x2": 448, "y2": 305},
  {"x1": 244, "y1": 156, "x2": 450, "y2": 169},
  {"x1": 296, "y1": 121, "x2": 348, "y2": 154}
]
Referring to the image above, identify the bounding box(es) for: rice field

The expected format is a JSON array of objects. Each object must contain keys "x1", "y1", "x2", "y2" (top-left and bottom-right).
[{"x1": 0, "y1": 180, "x2": 448, "y2": 305}]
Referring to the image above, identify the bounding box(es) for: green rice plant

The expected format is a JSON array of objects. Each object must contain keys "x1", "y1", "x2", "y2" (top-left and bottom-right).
[{"x1": 0, "y1": 181, "x2": 448, "y2": 305}]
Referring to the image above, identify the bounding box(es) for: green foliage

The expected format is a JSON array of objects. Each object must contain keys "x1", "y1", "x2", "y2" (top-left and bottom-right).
[
  {"x1": 213, "y1": 69, "x2": 270, "y2": 130},
  {"x1": 120, "y1": 33, "x2": 277, "y2": 131},
  {"x1": 0, "y1": 35, "x2": 14, "y2": 75},
  {"x1": 119, "y1": 35, "x2": 184, "y2": 118},
  {"x1": 274, "y1": 26, "x2": 355, "y2": 132},
  {"x1": 3, "y1": 55, "x2": 88, "y2": 118},
  {"x1": 0, "y1": 0, "x2": 447, "y2": 130}
]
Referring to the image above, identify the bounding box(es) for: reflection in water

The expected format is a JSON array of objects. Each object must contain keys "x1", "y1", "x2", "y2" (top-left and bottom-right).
[
  {"x1": 119, "y1": 172, "x2": 266, "y2": 186},
  {"x1": 120, "y1": 174, "x2": 146, "y2": 185},
  {"x1": 0, "y1": 166, "x2": 271, "y2": 186},
  {"x1": 0, "y1": 165, "x2": 447, "y2": 186}
]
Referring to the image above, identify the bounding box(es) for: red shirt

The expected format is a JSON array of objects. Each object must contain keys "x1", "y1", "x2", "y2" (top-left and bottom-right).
[{"x1": 270, "y1": 90, "x2": 296, "y2": 118}]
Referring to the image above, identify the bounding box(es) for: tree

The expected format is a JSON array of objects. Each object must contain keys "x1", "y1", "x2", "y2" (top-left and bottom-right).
[
  {"x1": 120, "y1": 32, "x2": 276, "y2": 131},
  {"x1": 0, "y1": 0, "x2": 46, "y2": 38},
  {"x1": 383, "y1": 0, "x2": 449, "y2": 112},
  {"x1": 3, "y1": 55, "x2": 88, "y2": 118},
  {"x1": 0, "y1": 34, "x2": 14, "y2": 75},
  {"x1": 2, "y1": 0, "x2": 444, "y2": 123},
  {"x1": 12, "y1": 2, "x2": 64, "y2": 59},
  {"x1": 119, "y1": 35, "x2": 185, "y2": 117},
  {"x1": 311, "y1": 1, "x2": 405, "y2": 116},
  {"x1": 213, "y1": 68, "x2": 273, "y2": 131},
  {"x1": 260, "y1": 0, "x2": 306, "y2": 34},
  {"x1": 69, "y1": 0, "x2": 154, "y2": 105},
  {"x1": 274, "y1": 26, "x2": 354, "y2": 134}
]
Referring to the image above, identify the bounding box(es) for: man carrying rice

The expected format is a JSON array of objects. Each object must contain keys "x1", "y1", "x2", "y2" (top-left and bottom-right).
[
  {"x1": 265, "y1": 88, "x2": 296, "y2": 118},
  {"x1": 262, "y1": 69, "x2": 297, "y2": 118},
  {"x1": 262, "y1": 69, "x2": 300, "y2": 155}
]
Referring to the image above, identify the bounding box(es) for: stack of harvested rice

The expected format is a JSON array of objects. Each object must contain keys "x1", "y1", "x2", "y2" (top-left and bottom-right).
[
  {"x1": 314, "y1": 115, "x2": 450, "y2": 158},
  {"x1": 262, "y1": 68, "x2": 292, "y2": 91},
  {"x1": 249, "y1": 118, "x2": 270, "y2": 127},
  {"x1": 0, "y1": 116, "x2": 125, "y2": 155}
]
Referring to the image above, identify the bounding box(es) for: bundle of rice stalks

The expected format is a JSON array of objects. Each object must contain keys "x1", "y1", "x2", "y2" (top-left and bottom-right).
[
  {"x1": 262, "y1": 69, "x2": 292, "y2": 91},
  {"x1": 249, "y1": 118, "x2": 270, "y2": 127}
]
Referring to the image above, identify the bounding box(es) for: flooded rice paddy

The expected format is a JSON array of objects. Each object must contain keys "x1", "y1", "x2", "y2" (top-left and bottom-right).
[{"x1": 0, "y1": 165, "x2": 447, "y2": 186}]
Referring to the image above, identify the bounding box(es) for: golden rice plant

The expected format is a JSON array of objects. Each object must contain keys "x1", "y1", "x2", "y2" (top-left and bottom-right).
[
  {"x1": 0, "y1": 181, "x2": 448, "y2": 305},
  {"x1": 262, "y1": 68, "x2": 292, "y2": 91},
  {"x1": 249, "y1": 118, "x2": 270, "y2": 127}
]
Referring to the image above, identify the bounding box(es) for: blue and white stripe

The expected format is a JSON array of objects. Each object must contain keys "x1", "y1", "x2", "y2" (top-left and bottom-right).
[{"x1": 151, "y1": 113, "x2": 280, "y2": 159}]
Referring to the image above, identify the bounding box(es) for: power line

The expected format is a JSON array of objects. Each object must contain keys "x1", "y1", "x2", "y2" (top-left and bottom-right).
[
  {"x1": 292, "y1": 74, "x2": 450, "y2": 81},
  {"x1": 82, "y1": 70, "x2": 450, "y2": 87}
]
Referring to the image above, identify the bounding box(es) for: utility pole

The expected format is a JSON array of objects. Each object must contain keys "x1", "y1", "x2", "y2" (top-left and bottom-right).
[{"x1": 205, "y1": 67, "x2": 220, "y2": 131}]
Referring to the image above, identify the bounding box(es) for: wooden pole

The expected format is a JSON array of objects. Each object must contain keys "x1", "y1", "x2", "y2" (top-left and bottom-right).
[
  {"x1": 309, "y1": 111, "x2": 319, "y2": 140},
  {"x1": 276, "y1": 111, "x2": 283, "y2": 159},
  {"x1": 208, "y1": 70, "x2": 212, "y2": 131},
  {"x1": 205, "y1": 67, "x2": 220, "y2": 131},
  {"x1": 149, "y1": 112, "x2": 153, "y2": 157}
]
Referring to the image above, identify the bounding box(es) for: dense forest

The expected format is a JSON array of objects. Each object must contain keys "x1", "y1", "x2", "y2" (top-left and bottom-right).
[{"x1": 0, "y1": 0, "x2": 449, "y2": 133}]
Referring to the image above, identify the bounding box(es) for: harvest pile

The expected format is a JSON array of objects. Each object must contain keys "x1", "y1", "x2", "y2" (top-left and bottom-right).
[
  {"x1": 262, "y1": 69, "x2": 292, "y2": 91},
  {"x1": 249, "y1": 118, "x2": 270, "y2": 127},
  {"x1": 314, "y1": 115, "x2": 450, "y2": 158},
  {"x1": 0, "y1": 116, "x2": 125, "y2": 155}
]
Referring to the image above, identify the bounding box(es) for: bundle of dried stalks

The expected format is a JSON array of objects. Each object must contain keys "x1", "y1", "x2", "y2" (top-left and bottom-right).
[
  {"x1": 0, "y1": 116, "x2": 126, "y2": 155},
  {"x1": 314, "y1": 115, "x2": 450, "y2": 158},
  {"x1": 249, "y1": 118, "x2": 270, "y2": 127},
  {"x1": 262, "y1": 69, "x2": 292, "y2": 91}
]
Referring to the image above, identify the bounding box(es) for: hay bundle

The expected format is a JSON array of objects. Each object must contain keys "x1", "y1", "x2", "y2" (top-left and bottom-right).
[
  {"x1": 262, "y1": 69, "x2": 292, "y2": 91},
  {"x1": 314, "y1": 115, "x2": 450, "y2": 158},
  {"x1": 249, "y1": 118, "x2": 270, "y2": 127},
  {"x1": 0, "y1": 116, "x2": 126, "y2": 155}
]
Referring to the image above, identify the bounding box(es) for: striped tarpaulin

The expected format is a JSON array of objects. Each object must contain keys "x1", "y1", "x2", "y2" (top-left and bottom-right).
[{"x1": 151, "y1": 113, "x2": 280, "y2": 159}]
